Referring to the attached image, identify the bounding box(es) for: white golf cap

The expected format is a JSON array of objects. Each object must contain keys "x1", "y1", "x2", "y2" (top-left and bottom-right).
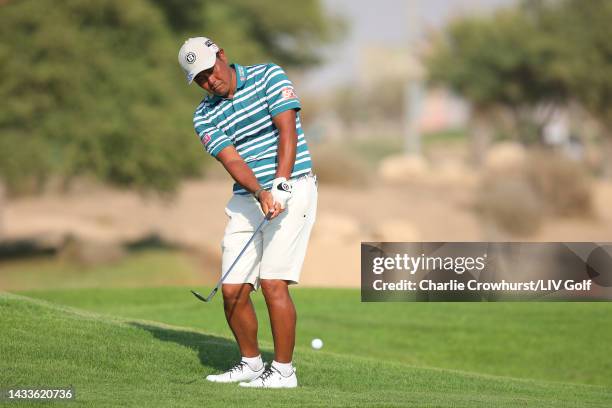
[{"x1": 178, "y1": 37, "x2": 220, "y2": 84}]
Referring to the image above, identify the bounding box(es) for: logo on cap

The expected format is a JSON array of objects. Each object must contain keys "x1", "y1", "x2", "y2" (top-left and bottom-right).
[{"x1": 185, "y1": 52, "x2": 197, "y2": 64}]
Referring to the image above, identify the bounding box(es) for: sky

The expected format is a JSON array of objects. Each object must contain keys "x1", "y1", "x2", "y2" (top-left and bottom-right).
[{"x1": 302, "y1": 0, "x2": 517, "y2": 92}]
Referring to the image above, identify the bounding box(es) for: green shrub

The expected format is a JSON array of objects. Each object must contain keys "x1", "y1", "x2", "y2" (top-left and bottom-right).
[
  {"x1": 477, "y1": 176, "x2": 544, "y2": 236},
  {"x1": 476, "y1": 149, "x2": 593, "y2": 236},
  {"x1": 525, "y1": 151, "x2": 593, "y2": 217}
]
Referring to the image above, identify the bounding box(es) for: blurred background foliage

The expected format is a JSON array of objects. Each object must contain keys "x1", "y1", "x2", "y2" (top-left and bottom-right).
[
  {"x1": 2, "y1": 0, "x2": 612, "y2": 284},
  {"x1": 0, "y1": 0, "x2": 340, "y2": 195},
  {"x1": 2, "y1": 0, "x2": 612, "y2": 242},
  {"x1": 426, "y1": 0, "x2": 612, "y2": 148}
]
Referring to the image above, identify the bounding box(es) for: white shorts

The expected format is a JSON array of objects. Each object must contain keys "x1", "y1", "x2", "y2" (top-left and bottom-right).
[{"x1": 221, "y1": 173, "x2": 317, "y2": 289}]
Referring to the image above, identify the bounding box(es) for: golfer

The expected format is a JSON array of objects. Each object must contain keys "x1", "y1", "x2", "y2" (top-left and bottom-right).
[{"x1": 178, "y1": 37, "x2": 317, "y2": 388}]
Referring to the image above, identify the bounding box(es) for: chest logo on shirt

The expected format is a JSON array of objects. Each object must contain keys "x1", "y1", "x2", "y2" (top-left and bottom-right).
[
  {"x1": 281, "y1": 87, "x2": 297, "y2": 100},
  {"x1": 202, "y1": 133, "x2": 212, "y2": 146}
]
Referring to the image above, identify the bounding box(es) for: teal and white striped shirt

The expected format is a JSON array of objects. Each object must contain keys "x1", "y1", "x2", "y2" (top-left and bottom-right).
[{"x1": 193, "y1": 63, "x2": 312, "y2": 195}]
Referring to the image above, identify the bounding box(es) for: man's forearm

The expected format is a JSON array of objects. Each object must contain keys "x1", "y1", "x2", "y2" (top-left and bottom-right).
[{"x1": 222, "y1": 159, "x2": 262, "y2": 194}]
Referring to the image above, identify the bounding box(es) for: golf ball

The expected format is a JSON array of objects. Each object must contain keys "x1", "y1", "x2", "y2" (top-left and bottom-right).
[{"x1": 311, "y1": 338, "x2": 323, "y2": 350}]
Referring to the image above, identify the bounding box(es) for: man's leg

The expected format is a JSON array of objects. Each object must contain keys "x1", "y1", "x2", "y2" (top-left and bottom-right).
[
  {"x1": 239, "y1": 176, "x2": 316, "y2": 388},
  {"x1": 222, "y1": 283, "x2": 260, "y2": 357},
  {"x1": 260, "y1": 279, "x2": 296, "y2": 363},
  {"x1": 206, "y1": 282, "x2": 264, "y2": 383},
  {"x1": 207, "y1": 195, "x2": 267, "y2": 383}
]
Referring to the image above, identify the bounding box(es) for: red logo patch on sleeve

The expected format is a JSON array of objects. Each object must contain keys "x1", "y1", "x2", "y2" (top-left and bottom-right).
[
  {"x1": 281, "y1": 87, "x2": 297, "y2": 100},
  {"x1": 202, "y1": 133, "x2": 212, "y2": 146}
]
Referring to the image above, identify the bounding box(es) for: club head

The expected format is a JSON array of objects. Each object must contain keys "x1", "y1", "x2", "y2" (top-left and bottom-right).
[{"x1": 190, "y1": 290, "x2": 210, "y2": 302}]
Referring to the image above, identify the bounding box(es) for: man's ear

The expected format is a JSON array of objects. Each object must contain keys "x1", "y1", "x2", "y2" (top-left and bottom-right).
[{"x1": 217, "y1": 49, "x2": 228, "y2": 64}]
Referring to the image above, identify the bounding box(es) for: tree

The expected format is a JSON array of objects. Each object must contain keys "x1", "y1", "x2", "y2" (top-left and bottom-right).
[
  {"x1": 0, "y1": 0, "x2": 340, "y2": 195},
  {"x1": 425, "y1": 5, "x2": 569, "y2": 145},
  {"x1": 542, "y1": 0, "x2": 612, "y2": 141},
  {"x1": 151, "y1": 0, "x2": 343, "y2": 67},
  {"x1": 0, "y1": 0, "x2": 201, "y2": 194}
]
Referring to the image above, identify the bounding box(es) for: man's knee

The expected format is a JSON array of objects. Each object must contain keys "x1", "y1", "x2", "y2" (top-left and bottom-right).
[
  {"x1": 222, "y1": 283, "x2": 252, "y2": 306},
  {"x1": 261, "y1": 279, "x2": 290, "y2": 304}
]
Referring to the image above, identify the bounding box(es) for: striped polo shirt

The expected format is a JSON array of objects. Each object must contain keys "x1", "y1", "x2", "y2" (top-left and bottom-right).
[{"x1": 193, "y1": 63, "x2": 312, "y2": 195}]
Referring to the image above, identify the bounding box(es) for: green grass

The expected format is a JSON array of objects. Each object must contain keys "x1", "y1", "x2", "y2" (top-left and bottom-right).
[
  {"x1": 2, "y1": 291, "x2": 611, "y2": 407},
  {"x1": 19, "y1": 287, "x2": 612, "y2": 387},
  {"x1": 423, "y1": 128, "x2": 468, "y2": 145},
  {"x1": 346, "y1": 129, "x2": 467, "y2": 168},
  {"x1": 348, "y1": 138, "x2": 404, "y2": 166},
  {"x1": 0, "y1": 250, "x2": 199, "y2": 290}
]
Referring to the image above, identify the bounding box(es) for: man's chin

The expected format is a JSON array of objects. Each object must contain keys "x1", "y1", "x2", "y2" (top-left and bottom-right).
[{"x1": 209, "y1": 85, "x2": 226, "y2": 96}]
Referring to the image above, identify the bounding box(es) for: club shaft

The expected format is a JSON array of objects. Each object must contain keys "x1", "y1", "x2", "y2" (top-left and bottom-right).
[{"x1": 205, "y1": 212, "x2": 272, "y2": 300}]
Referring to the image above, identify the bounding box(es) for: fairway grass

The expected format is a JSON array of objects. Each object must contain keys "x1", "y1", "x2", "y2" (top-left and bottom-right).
[
  {"x1": 21, "y1": 287, "x2": 612, "y2": 387},
  {"x1": 2, "y1": 291, "x2": 612, "y2": 407}
]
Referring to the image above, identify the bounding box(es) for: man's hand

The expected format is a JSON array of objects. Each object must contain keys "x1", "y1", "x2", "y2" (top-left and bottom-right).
[
  {"x1": 258, "y1": 190, "x2": 282, "y2": 219},
  {"x1": 217, "y1": 146, "x2": 282, "y2": 219},
  {"x1": 271, "y1": 177, "x2": 292, "y2": 209}
]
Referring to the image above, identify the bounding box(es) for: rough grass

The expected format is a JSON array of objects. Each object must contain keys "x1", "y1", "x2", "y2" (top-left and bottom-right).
[{"x1": 2, "y1": 291, "x2": 611, "y2": 407}]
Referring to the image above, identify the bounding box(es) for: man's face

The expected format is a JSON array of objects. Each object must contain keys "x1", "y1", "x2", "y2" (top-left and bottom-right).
[{"x1": 194, "y1": 49, "x2": 233, "y2": 97}]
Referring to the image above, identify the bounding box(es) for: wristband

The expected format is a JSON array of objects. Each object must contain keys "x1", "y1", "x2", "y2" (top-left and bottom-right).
[{"x1": 253, "y1": 187, "x2": 265, "y2": 199}]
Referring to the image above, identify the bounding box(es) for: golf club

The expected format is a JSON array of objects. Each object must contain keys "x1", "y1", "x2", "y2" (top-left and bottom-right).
[{"x1": 190, "y1": 210, "x2": 274, "y2": 303}]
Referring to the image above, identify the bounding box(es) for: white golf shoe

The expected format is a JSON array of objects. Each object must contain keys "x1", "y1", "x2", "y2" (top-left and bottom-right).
[
  {"x1": 239, "y1": 366, "x2": 298, "y2": 388},
  {"x1": 206, "y1": 361, "x2": 265, "y2": 383}
]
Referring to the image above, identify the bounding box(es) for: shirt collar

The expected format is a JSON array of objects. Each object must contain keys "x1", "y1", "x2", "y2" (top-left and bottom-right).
[{"x1": 232, "y1": 63, "x2": 247, "y2": 90}]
